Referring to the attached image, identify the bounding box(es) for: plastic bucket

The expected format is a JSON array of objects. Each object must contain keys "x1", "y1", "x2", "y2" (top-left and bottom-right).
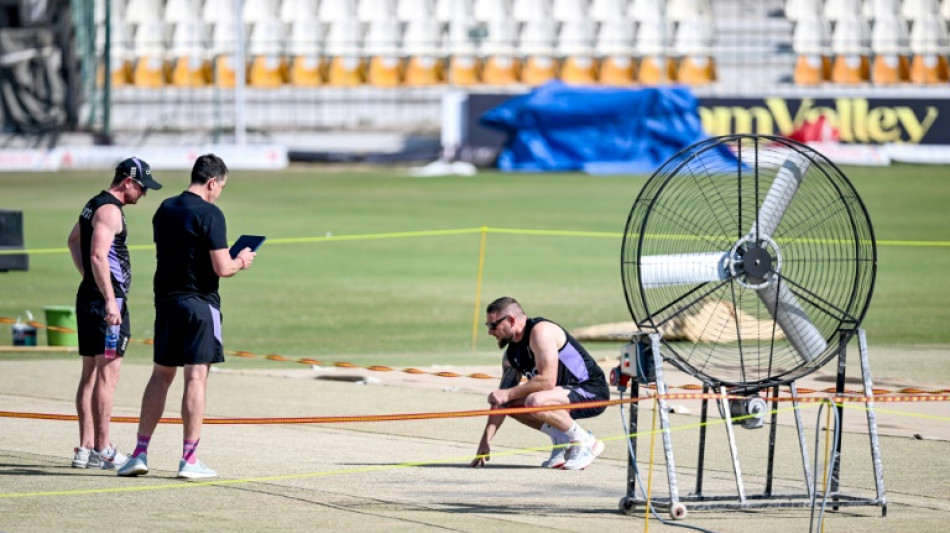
[
  {"x1": 12, "y1": 322, "x2": 37, "y2": 346},
  {"x1": 43, "y1": 305, "x2": 79, "y2": 347}
]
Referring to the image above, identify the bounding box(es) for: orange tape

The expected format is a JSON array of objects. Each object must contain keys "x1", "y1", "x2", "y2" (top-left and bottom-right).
[{"x1": 1, "y1": 394, "x2": 947, "y2": 426}]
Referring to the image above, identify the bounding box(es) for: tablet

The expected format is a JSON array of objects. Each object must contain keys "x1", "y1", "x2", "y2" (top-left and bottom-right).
[{"x1": 229, "y1": 235, "x2": 266, "y2": 258}]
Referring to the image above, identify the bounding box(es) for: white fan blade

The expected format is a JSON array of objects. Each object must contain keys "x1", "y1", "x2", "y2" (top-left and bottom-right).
[
  {"x1": 757, "y1": 281, "x2": 827, "y2": 364},
  {"x1": 640, "y1": 252, "x2": 730, "y2": 286},
  {"x1": 750, "y1": 151, "x2": 812, "y2": 238}
]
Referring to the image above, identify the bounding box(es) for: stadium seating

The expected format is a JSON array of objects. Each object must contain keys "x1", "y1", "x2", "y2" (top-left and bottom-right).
[
  {"x1": 288, "y1": 21, "x2": 326, "y2": 85},
  {"x1": 319, "y1": 0, "x2": 358, "y2": 22},
  {"x1": 942, "y1": 0, "x2": 950, "y2": 20},
  {"x1": 473, "y1": 0, "x2": 513, "y2": 21},
  {"x1": 784, "y1": 0, "x2": 824, "y2": 21},
  {"x1": 512, "y1": 0, "x2": 553, "y2": 21},
  {"x1": 325, "y1": 17, "x2": 366, "y2": 86},
  {"x1": 792, "y1": 17, "x2": 831, "y2": 84},
  {"x1": 870, "y1": 17, "x2": 911, "y2": 84},
  {"x1": 125, "y1": 0, "x2": 163, "y2": 25},
  {"x1": 673, "y1": 17, "x2": 716, "y2": 84},
  {"x1": 636, "y1": 18, "x2": 676, "y2": 84},
  {"x1": 480, "y1": 19, "x2": 521, "y2": 84},
  {"x1": 164, "y1": 0, "x2": 200, "y2": 24},
  {"x1": 359, "y1": 0, "x2": 397, "y2": 22},
  {"x1": 364, "y1": 19, "x2": 404, "y2": 86},
  {"x1": 667, "y1": 0, "x2": 712, "y2": 22},
  {"x1": 519, "y1": 18, "x2": 560, "y2": 85},
  {"x1": 557, "y1": 19, "x2": 598, "y2": 84},
  {"x1": 95, "y1": 0, "x2": 126, "y2": 25},
  {"x1": 248, "y1": 20, "x2": 288, "y2": 87},
  {"x1": 397, "y1": 0, "x2": 436, "y2": 20},
  {"x1": 589, "y1": 0, "x2": 626, "y2": 21},
  {"x1": 203, "y1": 0, "x2": 236, "y2": 24},
  {"x1": 281, "y1": 0, "x2": 320, "y2": 23},
  {"x1": 403, "y1": 19, "x2": 446, "y2": 85},
  {"x1": 243, "y1": 0, "x2": 280, "y2": 23},
  {"x1": 902, "y1": 0, "x2": 941, "y2": 21},
  {"x1": 96, "y1": 22, "x2": 134, "y2": 87},
  {"x1": 170, "y1": 20, "x2": 212, "y2": 86},
  {"x1": 628, "y1": 0, "x2": 666, "y2": 22},
  {"x1": 909, "y1": 18, "x2": 950, "y2": 83},
  {"x1": 552, "y1": 0, "x2": 590, "y2": 21},
  {"x1": 132, "y1": 19, "x2": 169, "y2": 87},
  {"x1": 436, "y1": 0, "x2": 473, "y2": 22},
  {"x1": 824, "y1": 0, "x2": 863, "y2": 21},
  {"x1": 830, "y1": 18, "x2": 871, "y2": 83},
  {"x1": 862, "y1": 0, "x2": 902, "y2": 21},
  {"x1": 210, "y1": 21, "x2": 238, "y2": 86},
  {"x1": 595, "y1": 19, "x2": 637, "y2": 84},
  {"x1": 445, "y1": 17, "x2": 482, "y2": 85}
]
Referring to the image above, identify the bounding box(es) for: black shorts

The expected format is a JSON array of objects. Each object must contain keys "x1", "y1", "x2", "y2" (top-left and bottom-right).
[
  {"x1": 565, "y1": 379, "x2": 610, "y2": 420},
  {"x1": 76, "y1": 294, "x2": 130, "y2": 357},
  {"x1": 153, "y1": 295, "x2": 224, "y2": 367}
]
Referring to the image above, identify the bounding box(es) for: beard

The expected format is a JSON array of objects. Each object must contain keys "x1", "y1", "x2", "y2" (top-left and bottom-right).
[{"x1": 496, "y1": 337, "x2": 509, "y2": 349}]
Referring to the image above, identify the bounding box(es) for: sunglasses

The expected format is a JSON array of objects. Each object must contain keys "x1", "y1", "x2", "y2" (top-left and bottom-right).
[
  {"x1": 485, "y1": 315, "x2": 509, "y2": 330},
  {"x1": 129, "y1": 176, "x2": 147, "y2": 193}
]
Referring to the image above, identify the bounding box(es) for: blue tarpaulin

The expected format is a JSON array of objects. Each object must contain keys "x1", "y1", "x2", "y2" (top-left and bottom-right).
[{"x1": 480, "y1": 81, "x2": 735, "y2": 174}]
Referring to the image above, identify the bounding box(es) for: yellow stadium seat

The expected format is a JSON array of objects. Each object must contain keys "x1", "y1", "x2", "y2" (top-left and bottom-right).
[
  {"x1": 288, "y1": 21, "x2": 326, "y2": 86},
  {"x1": 211, "y1": 22, "x2": 237, "y2": 87},
  {"x1": 598, "y1": 57, "x2": 636, "y2": 85},
  {"x1": 558, "y1": 20, "x2": 597, "y2": 84},
  {"x1": 673, "y1": 19, "x2": 716, "y2": 85},
  {"x1": 480, "y1": 20, "x2": 521, "y2": 85},
  {"x1": 365, "y1": 20, "x2": 403, "y2": 87},
  {"x1": 830, "y1": 19, "x2": 871, "y2": 84},
  {"x1": 170, "y1": 22, "x2": 211, "y2": 87},
  {"x1": 520, "y1": 19, "x2": 559, "y2": 86},
  {"x1": 595, "y1": 20, "x2": 636, "y2": 85},
  {"x1": 909, "y1": 19, "x2": 950, "y2": 83},
  {"x1": 96, "y1": 22, "x2": 133, "y2": 87},
  {"x1": 638, "y1": 55, "x2": 677, "y2": 85},
  {"x1": 403, "y1": 20, "x2": 445, "y2": 86},
  {"x1": 870, "y1": 18, "x2": 910, "y2": 84},
  {"x1": 325, "y1": 18, "x2": 366, "y2": 86},
  {"x1": 132, "y1": 20, "x2": 169, "y2": 87},
  {"x1": 792, "y1": 19, "x2": 832, "y2": 85}
]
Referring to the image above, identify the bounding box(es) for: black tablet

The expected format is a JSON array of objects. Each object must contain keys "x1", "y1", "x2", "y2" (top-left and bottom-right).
[{"x1": 229, "y1": 235, "x2": 266, "y2": 258}]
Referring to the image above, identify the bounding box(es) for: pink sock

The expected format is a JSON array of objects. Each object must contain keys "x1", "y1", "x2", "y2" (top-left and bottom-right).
[
  {"x1": 182, "y1": 439, "x2": 199, "y2": 465},
  {"x1": 132, "y1": 434, "x2": 151, "y2": 458}
]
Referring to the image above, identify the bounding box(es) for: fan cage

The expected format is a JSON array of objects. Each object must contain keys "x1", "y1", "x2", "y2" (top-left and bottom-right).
[{"x1": 621, "y1": 134, "x2": 877, "y2": 387}]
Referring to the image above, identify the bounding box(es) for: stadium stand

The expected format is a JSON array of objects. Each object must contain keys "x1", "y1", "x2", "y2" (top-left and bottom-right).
[
  {"x1": 90, "y1": 0, "x2": 948, "y2": 92},
  {"x1": 96, "y1": 21, "x2": 133, "y2": 87}
]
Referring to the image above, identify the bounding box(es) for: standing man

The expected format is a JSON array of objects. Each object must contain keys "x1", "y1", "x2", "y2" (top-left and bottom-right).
[
  {"x1": 470, "y1": 297, "x2": 610, "y2": 470},
  {"x1": 68, "y1": 157, "x2": 162, "y2": 470},
  {"x1": 117, "y1": 154, "x2": 256, "y2": 480}
]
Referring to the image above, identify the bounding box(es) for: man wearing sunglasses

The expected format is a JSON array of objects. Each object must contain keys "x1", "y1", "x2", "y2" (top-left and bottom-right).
[
  {"x1": 67, "y1": 157, "x2": 162, "y2": 471},
  {"x1": 470, "y1": 297, "x2": 610, "y2": 470}
]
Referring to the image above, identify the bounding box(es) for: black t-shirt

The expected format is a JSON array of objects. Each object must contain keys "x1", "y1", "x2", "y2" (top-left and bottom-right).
[
  {"x1": 153, "y1": 191, "x2": 229, "y2": 304},
  {"x1": 78, "y1": 191, "x2": 130, "y2": 299}
]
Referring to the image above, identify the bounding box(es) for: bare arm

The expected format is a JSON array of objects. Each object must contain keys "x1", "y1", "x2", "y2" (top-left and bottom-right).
[
  {"x1": 488, "y1": 322, "x2": 562, "y2": 406},
  {"x1": 89, "y1": 205, "x2": 122, "y2": 326},
  {"x1": 471, "y1": 359, "x2": 518, "y2": 467},
  {"x1": 210, "y1": 247, "x2": 255, "y2": 278},
  {"x1": 67, "y1": 222, "x2": 83, "y2": 276}
]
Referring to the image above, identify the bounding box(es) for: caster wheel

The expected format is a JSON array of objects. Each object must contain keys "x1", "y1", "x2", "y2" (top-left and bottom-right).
[
  {"x1": 670, "y1": 502, "x2": 688, "y2": 520},
  {"x1": 618, "y1": 497, "x2": 636, "y2": 515}
]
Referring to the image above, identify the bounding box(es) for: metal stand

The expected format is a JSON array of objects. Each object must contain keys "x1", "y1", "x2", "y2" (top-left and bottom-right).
[{"x1": 619, "y1": 330, "x2": 886, "y2": 519}]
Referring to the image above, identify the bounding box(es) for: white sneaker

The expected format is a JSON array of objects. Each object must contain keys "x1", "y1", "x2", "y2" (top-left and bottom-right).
[
  {"x1": 87, "y1": 450, "x2": 103, "y2": 469},
  {"x1": 541, "y1": 445, "x2": 568, "y2": 468},
  {"x1": 72, "y1": 447, "x2": 91, "y2": 468},
  {"x1": 561, "y1": 432, "x2": 605, "y2": 471},
  {"x1": 97, "y1": 446, "x2": 129, "y2": 470},
  {"x1": 177, "y1": 459, "x2": 217, "y2": 480}
]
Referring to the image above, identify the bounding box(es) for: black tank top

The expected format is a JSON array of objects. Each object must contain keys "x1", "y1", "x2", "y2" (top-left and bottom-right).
[
  {"x1": 78, "y1": 191, "x2": 130, "y2": 298},
  {"x1": 505, "y1": 317, "x2": 606, "y2": 387}
]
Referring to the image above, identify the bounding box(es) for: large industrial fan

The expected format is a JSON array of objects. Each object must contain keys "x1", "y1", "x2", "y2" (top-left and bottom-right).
[{"x1": 616, "y1": 135, "x2": 886, "y2": 517}]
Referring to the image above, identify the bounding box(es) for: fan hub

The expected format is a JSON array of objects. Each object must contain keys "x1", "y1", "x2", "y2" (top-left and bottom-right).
[{"x1": 742, "y1": 246, "x2": 773, "y2": 279}]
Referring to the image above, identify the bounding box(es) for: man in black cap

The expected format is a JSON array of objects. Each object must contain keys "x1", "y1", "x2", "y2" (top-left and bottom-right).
[{"x1": 67, "y1": 156, "x2": 162, "y2": 470}]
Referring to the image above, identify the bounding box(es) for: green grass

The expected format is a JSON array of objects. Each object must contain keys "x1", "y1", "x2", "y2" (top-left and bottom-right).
[{"x1": 1, "y1": 164, "x2": 949, "y2": 367}]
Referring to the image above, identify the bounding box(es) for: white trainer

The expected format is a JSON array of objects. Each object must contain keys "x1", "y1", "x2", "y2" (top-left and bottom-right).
[
  {"x1": 561, "y1": 432, "x2": 605, "y2": 471},
  {"x1": 177, "y1": 459, "x2": 217, "y2": 480},
  {"x1": 542, "y1": 445, "x2": 567, "y2": 468},
  {"x1": 71, "y1": 447, "x2": 91, "y2": 468},
  {"x1": 97, "y1": 446, "x2": 129, "y2": 470}
]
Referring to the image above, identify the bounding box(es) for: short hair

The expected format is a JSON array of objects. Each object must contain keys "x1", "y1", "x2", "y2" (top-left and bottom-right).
[
  {"x1": 110, "y1": 171, "x2": 126, "y2": 187},
  {"x1": 487, "y1": 296, "x2": 524, "y2": 317},
  {"x1": 191, "y1": 153, "x2": 229, "y2": 185}
]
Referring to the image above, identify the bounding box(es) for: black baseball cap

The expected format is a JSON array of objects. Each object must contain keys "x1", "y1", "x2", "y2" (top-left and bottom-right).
[{"x1": 116, "y1": 157, "x2": 162, "y2": 190}]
